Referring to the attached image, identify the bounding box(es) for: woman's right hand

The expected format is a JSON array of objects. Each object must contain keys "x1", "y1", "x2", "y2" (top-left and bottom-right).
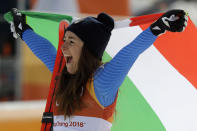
[{"x1": 10, "y1": 8, "x2": 32, "y2": 39}]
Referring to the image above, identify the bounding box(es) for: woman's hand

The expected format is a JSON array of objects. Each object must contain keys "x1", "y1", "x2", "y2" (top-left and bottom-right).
[
  {"x1": 150, "y1": 9, "x2": 188, "y2": 36},
  {"x1": 10, "y1": 8, "x2": 32, "y2": 39}
]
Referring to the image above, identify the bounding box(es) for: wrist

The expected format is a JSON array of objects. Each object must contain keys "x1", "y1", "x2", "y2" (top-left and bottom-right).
[
  {"x1": 19, "y1": 24, "x2": 33, "y2": 40},
  {"x1": 22, "y1": 24, "x2": 33, "y2": 33},
  {"x1": 150, "y1": 22, "x2": 166, "y2": 36}
]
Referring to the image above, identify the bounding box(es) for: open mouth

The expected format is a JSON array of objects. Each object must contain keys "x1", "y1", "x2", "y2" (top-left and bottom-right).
[{"x1": 66, "y1": 56, "x2": 72, "y2": 64}]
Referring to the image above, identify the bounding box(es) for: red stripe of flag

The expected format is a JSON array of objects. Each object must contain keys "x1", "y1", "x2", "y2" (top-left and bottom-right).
[{"x1": 139, "y1": 16, "x2": 197, "y2": 89}]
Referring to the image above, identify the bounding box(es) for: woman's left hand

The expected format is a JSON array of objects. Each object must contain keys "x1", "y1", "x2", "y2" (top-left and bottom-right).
[{"x1": 150, "y1": 9, "x2": 188, "y2": 36}]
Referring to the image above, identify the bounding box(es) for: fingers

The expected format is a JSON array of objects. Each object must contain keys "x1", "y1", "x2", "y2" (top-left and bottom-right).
[
  {"x1": 10, "y1": 22, "x2": 15, "y2": 33},
  {"x1": 177, "y1": 13, "x2": 188, "y2": 32},
  {"x1": 10, "y1": 22, "x2": 19, "y2": 39},
  {"x1": 165, "y1": 9, "x2": 185, "y2": 19},
  {"x1": 173, "y1": 9, "x2": 185, "y2": 16},
  {"x1": 11, "y1": 8, "x2": 23, "y2": 24},
  {"x1": 11, "y1": 8, "x2": 17, "y2": 16},
  {"x1": 11, "y1": 8, "x2": 21, "y2": 16},
  {"x1": 10, "y1": 8, "x2": 26, "y2": 27},
  {"x1": 168, "y1": 10, "x2": 188, "y2": 32}
]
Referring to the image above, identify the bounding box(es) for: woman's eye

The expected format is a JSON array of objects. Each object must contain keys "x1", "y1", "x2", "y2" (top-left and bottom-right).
[
  {"x1": 70, "y1": 41, "x2": 74, "y2": 45},
  {"x1": 62, "y1": 37, "x2": 66, "y2": 42}
]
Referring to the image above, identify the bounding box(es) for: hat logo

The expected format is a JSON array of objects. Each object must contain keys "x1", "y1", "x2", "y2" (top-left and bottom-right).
[{"x1": 73, "y1": 18, "x2": 84, "y2": 24}]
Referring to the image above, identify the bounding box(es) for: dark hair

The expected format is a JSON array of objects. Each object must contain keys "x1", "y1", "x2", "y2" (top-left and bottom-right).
[{"x1": 55, "y1": 45, "x2": 102, "y2": 118}]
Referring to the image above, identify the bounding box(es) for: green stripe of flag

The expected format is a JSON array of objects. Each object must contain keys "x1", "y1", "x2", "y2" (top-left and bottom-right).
[{"x1": 103, "y1": 52, "x2": 165, "y2": 131}]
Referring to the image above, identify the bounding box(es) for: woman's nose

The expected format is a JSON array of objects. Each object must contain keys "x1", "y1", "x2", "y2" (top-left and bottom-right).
[{"x1": 61, "y1": 42, "x2": 69, "y2": 50}]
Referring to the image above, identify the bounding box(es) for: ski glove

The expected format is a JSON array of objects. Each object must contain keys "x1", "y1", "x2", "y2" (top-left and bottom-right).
[
  {"x1": 10, "y1": 8, "x2": 32, "y2": 39},
  {"x1": 150, "y1": 9, "x2": 188, "y2": 36}
]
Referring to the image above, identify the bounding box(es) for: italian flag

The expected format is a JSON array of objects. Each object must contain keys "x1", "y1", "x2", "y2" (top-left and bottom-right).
[{"x1": 4, "y1": 11, "x2": 197, "y2": 131}]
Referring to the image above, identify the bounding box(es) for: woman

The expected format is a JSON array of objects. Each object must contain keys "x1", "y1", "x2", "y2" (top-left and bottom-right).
[{"x1": 10, "y1": 8, "x2": 188, "y2": 131}]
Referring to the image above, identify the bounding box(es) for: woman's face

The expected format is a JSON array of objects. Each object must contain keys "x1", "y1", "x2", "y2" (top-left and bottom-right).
[{"x1": 61, "y1": 31, "x2": 84, "y2": 74}]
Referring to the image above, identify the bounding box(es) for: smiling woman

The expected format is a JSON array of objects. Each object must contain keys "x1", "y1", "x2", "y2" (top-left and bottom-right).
[
  {"x1": 9, "y1": 8, "x2": 188, "y2": 131},
  {"x1": 61, "y1": 31, "x2": 84, "y2": 74}
]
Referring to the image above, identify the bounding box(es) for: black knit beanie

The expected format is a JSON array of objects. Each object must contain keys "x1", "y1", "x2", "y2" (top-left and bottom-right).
[{"x1": 66, "y1": 13, "x2": 114, "y2": 60}]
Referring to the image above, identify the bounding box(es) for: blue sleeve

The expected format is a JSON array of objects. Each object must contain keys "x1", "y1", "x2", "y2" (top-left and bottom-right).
[
  {"x1": 22, "y1": 29, "x2": 57, "y2": 73},
  {"x1": 93, "y1": 27, "x2": 157, "y2": 107}
]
